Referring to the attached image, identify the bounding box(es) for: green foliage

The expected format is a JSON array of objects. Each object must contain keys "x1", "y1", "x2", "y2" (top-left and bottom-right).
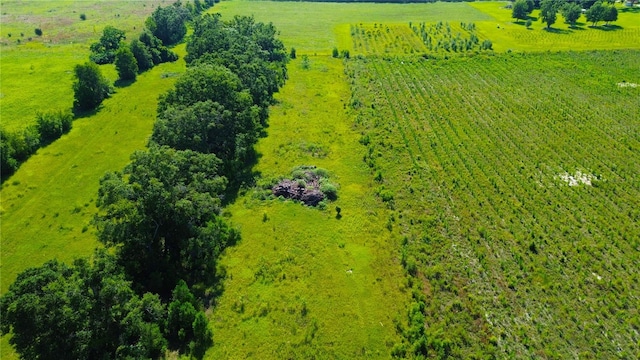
[
  {"x1": 36, "y1": 110, "x2": 73, "y2": 144},
  {"x1": 290, "y1": 47, "x2": 296, "y2": 59},
  {"x1": 586, "y1": 1, "x2": 607, "y2": 26},
  {"x1": 138, "y1": 30, "x2": 179, "y2": 66},
  {"x1": 512, "y1": 0, "x2": 530, "y2": 21},
  {"x1": 406, "y1": 21, "x2": 491, "y2": 55},
  {"x1": 301, "y1": 54, "x2": 310, "y2": 69},
  {"x1": 332, "y1": 46, "x2": 339, "y2": 58},
  {"x1": 603, "y1": 4, "x2": 618, "y2": 25},
  {"x1": 95, "y1": 145, "x2": 238, "y2": 297},
  {"x1": 89, "y1": 25, "x2": 126, "y2": 64},
  {"x1": 166, "y1": 280, "x2": 212, "y2": 357},
  {"x1": 540, "y1": 0, "x2": 561, "y2": 28},
  {"x1": 562, "y1": 2, "x2": 582, "y2": 26},
  {"x1": 130, "y1": 39, "x2": 154, "y2": 72},
  {"x1": 186, "y1": 14, "x2": 289, "y2": 120},
  {"x1": 115, "y1": 45, "x2": 138, "y2": 81},
  {"x1": 148, "y1": 3, "x2": 191, "y2": 45},
  {"x1": 79, "y1": 13, "x2": 86, "y2": 21},
  {"x1": 0, "y1": 252, "x2": 167, "y2": 359},
  {"x1": 72, "y1": 62, "x2": 111, "y2": 111},
  {"x1": 34, "y1": 28, "x2": 42, "y2": 36}
]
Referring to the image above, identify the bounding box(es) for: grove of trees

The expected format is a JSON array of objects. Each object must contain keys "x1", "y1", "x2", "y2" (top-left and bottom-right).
[{"x1": 1, "y1": 5, "x2": 289, "y2": 358}]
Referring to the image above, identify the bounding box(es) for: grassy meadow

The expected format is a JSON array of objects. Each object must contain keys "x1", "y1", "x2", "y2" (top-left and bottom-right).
[
  {"x1": 2, "y1": 0, "x2": 640, "y2": 358},
  {"x1": 0, "y1": 0, "x2": 165, "y2": 131},
  {"x1": 209, "y1": 56, "x2": 409, "y2": 358}
]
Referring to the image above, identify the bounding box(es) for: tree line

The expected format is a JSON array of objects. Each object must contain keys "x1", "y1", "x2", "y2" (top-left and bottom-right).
[
  {"x1": 2, "y1": 7, "x2": 288, "y2": 360},
  {"x1": 512, "y1": 0, "x2": 619, "y2": 28}
]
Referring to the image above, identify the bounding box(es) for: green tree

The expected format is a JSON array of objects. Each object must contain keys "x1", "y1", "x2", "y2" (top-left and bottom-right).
[
  {"x1": 94, "y1": 146, "x2": 239, "y2": 297},
  {"x1": 115, "y1": 45, "x2": 138, "y2": 81},
  {"x1": 90, "y1": 25, "x2": 126, "y2": 64},
  {"x1": 185, "y1": 14, "x2": 289, "y2": 122},
  {"x1": 525, "y1": 0, "x2": 536, "y2": 13},
  {"x1": 603, "y1": 5, "x2": 618, "y2": 25},
  {"x1": 512, "y1": 0, "x2": 530, "y2": 22},
  {"x1": 130, "y1": 39, "x2": 154, "y2": 72},
  {"x1": 147, "y1": 4, "x2": 190, "y2": 45},
  {"x1": 72, "y1": 62, "x2": 111, "y2": 111},
  {"x1": 0, "y1": 253, "x2": 168, "y2": 359},
  {"x1": 540, "y1": 0, "x2": 561, "y2": 29},
  {"x1": 586, "y1": 1, "x2": 606, "y2": 26},
  {"x1": 562, "y1": 3, "x2": 582, "y2": 27}
]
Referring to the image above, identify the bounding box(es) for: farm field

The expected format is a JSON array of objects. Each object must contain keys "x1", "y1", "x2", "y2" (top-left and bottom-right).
[{"x1": 347, "y1": 50, "x2": 640, "y2": 357}]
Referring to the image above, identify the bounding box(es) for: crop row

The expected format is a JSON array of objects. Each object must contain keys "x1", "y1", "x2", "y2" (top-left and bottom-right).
[{"x1": 348, "y1": 50, "x2": 640, "y2": 358}]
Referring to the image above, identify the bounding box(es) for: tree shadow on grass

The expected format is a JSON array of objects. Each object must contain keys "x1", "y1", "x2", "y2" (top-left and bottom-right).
[
  {"x1": 620, "y1": 7, "x2": 640, "y2": 14},
  {"x1": 543, "y1": 27, "x2": 572, "y2": 34},
  {"x1": 72, "y1": 105, "x2": 100, "y2": 119},
  {"x1": 568, "y1": 25, "x2": 586, "y2": 31},
  {"x1": 114, "y1": 78, "x2": 135, "y2": 88},
  {"x1": 590, "y1": 24, "x2": 624, "y2": 31}
]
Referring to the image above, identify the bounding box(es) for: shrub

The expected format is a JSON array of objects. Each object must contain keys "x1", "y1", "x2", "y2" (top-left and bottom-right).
[
  {"x1": 320, "y1": 182, "x2": 338, "y2": 201},
  {"x1": 34, "y1": 28, "x2": 42, "y2": 36},
  {"x1": 80, "y1": 13, "x2": 86, "y2": 21},
  {"x1": 115, "y1": 45, "x2": 138, "y2": 81},
  {"x1": 340, "y1": 50, "x2": 350, "y2": 59},
  {"x1": 36, "y1": 110, "x2": 73, "y2": 144},
  {"x1": 73, "y1": 62, "x2": 111, "y2": 110},
  {"x1": 332, "y1": 47, "x2": 339, "y2": 58},
  {"x1": 290, "y1": 47, "x2": 296, "y2": 59}
]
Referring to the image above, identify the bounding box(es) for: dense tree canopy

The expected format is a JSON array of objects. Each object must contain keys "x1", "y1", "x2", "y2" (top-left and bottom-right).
[
  {"x1": 0, "y1": 252, "x2": 167, "y2": 360},
  {"x1": 90, "y1": 26, "x2": 126, "y2": 64},
  {"x1": 73, "y1": 62, "x2": 111, "y2": 111},
  {"x1": 186, "y1": 14, "x2": 289, "y2": 122},
  {"x1": 95, "y1": 145, "x2": 238, "y2": 297},
  {"x1": 146, "y1": 3, "x2": 191, "y2": 45}
]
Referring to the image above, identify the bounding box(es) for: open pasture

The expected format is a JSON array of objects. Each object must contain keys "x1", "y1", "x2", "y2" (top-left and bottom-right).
[
  {"x1": 0, "y1": 0, "x2": 165, "y2": 131},
  {"x1": 348, "y1": 50, "x2": 640, "y2": 357}
]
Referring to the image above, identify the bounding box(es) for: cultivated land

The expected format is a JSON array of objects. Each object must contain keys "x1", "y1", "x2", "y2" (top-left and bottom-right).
[{"x1": 1, "y1": 0, "x2": 640, "y2": 358}]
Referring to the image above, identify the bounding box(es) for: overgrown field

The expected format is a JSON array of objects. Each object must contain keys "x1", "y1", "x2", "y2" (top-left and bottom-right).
[
  {"x1": 347, "y1": 50, "x2": 640, "y2": 358},
  {"x1": 207, "y1": 55, "x2": 409, "y2": 358}
]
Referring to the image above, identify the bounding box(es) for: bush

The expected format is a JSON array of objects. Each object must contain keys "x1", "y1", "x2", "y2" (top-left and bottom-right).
[
  {"x1": 36, "y1": 110, "x2": 73, "y2": 144},
  {"x1": 115, "y1": 45, "x2": 138, "y2": 81},
  {"x1": 332, "y1": 47, "x2": 339, "y2": 58},
  {"x1": 320, "y1": 181, "x2": 338, "y2": 201},
  {"x1": 73, "y1": 62, "x2": 111, "y2": 110},
  {"x1": 34, "y1": 28, "x2": 42, "y2": 36},
  {"x1": 290, "y1": 47, "x2": 296, "y2": 59},
  {"x1": 80, "y1": 13, "x2": 86, "y2": 21},
  {"x1": 340, "y1": 49, "x2": 350, "y2": 59}
]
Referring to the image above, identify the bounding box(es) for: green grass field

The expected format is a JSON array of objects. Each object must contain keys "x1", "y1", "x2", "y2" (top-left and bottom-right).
[
  {"x1": 2, "y1": 0, "x2": 640, "y2": 358},
  {"x1": 0, "y1": 0, "x2": 165, "y2": 131}
]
